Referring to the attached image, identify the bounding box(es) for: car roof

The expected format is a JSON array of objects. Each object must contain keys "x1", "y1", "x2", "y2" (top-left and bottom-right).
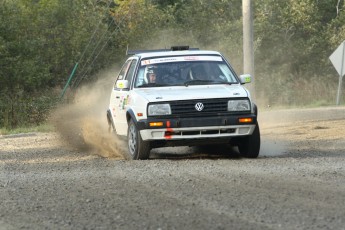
[{"x1": 133, "y1": 50, "x2": 222, "y2": 59}]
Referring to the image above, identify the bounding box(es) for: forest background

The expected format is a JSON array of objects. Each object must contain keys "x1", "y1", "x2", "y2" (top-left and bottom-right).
[{"x1": 1, "y1": 0, "x2": 345, "y2": 129}]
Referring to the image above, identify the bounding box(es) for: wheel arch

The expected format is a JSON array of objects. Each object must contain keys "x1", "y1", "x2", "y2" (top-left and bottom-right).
[
  {"x1": 253, "y1": 103, "x2": 258, "y2": 116},
  {"x1": 126, "y1": 109, "x2": 138, "y2": 124}
]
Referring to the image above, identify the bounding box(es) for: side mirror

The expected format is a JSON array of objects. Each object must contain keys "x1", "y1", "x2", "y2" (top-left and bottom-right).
[
  {"x1": 239, "y1": 74, "x2": 251, "y2": 84},
  {"x1": 116, "y1": 80, "x2": 129, "y2": 89}
]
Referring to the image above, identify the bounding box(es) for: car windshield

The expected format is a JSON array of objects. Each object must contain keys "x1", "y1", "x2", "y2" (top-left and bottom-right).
[{"x1": 134, "y1": 55, "x2": 239, "y2": 88}]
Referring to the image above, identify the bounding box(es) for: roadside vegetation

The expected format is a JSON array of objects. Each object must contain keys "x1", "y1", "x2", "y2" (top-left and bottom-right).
[
  {"x1": 1, "y1": 0, "x2": 345, "y2": 131},
  {"x1": 0, "y1": 123, "x2": 54, "y2": 135}
]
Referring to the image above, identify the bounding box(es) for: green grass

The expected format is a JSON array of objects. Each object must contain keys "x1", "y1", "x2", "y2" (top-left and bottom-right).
[{"x1": 0, "y1": 123, "x2": 55, "y2": 135}]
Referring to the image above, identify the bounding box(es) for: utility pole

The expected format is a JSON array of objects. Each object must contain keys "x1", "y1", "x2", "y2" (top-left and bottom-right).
[{"x1": 242, "y1": 0, "x2": 255, "y2": 97}]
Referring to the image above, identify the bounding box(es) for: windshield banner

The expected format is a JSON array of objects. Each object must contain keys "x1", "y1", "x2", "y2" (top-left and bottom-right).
[{"x1": 141, "y1": 56, "x2": 222, "y2": 66}]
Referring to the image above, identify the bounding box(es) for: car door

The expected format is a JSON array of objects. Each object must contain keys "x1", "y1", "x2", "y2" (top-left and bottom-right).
[{"x1": 110, "y1": 58, "x2": 138, "y2": 136}]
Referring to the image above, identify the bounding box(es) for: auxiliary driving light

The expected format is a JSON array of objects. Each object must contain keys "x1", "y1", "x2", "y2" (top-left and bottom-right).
[
  {"x1": 149, "y1": 122, "x2": 164, "y2": 127},
  {"x1": 239, "y1": 118, "x2": 253, "y2": 123}
]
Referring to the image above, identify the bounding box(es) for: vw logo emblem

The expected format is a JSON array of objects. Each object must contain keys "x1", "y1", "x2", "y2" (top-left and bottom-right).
[{"x1": 195, "y1": 102, "x2": 204, "y2": 111}]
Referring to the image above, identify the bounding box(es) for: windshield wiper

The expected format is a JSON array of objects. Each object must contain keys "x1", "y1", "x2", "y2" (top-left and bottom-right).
[
  {"x1": 137, "y1": 83, "x2": 168, "y2": 88},
  {"x1": 214, "y1": 81, "x2": 233, "y2": 85},
  {"x1": 184, "y1": 79, "x2": 232, "y2": 86},
  {"x1": 184, "y1": 79, "x2": 214, "y2": 86}
]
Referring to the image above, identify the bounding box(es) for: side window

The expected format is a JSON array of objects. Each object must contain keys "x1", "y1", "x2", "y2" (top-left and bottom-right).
[
  {"x1": 134, "y1": 67, "x2": 145, "y2": 87},
  {"x1": 218, "y1": 63, "x2": 237, "y2": 82},
  {"x1": 117, "y1": 60, "x2": 131, "y2": 80},
  {"x1": 125, "y1": 59, "x2": 138, "y2": 88},
  {"x1": 114, "y1": 60, "x2": 131, "y2": 89}
]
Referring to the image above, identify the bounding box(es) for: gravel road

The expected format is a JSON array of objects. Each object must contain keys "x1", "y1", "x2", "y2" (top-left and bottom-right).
[{"x1": 1, "y1": 106, "x2": 345, "y2": 230}]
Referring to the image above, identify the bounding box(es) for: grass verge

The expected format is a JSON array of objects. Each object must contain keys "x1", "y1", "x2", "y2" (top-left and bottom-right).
[{"x1": 0, "y1": 123, "x2": 55, "y2": 135}]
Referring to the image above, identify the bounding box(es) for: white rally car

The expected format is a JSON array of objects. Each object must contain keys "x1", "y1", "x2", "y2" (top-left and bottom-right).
[{"x1": 107, "y1": 46, "x2": 260, "y2": 159}]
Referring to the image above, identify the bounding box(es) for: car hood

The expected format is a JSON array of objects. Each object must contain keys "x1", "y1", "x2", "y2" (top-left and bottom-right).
[{"x1": 134, "y1": 85, "x2": 249, "y2": 102}]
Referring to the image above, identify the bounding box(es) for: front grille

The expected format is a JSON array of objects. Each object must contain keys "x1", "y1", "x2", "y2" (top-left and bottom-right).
[{"x1": 169, "y1": 98, "x2": 229, "y2": 116}]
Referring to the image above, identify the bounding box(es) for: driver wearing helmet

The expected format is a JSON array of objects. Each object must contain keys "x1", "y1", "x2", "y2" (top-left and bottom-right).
[
  {"x1": 191, "y1": 65, "x2": 208, "y2": 80},
  {"x1": 147, "y1": 66, "x2": 158, "y2": 83}
]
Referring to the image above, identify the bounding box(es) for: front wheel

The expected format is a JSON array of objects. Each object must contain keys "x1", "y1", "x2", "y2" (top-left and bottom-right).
[
  {"x1": 237, "y1": 123, "x2": 261, "y2": 158},
  {"x1": 126, "y1": 119, "x2": 150, "y2": 160}
]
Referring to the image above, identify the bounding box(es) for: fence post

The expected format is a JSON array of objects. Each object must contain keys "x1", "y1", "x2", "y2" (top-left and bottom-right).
[{"x1": 60, "y1": 62, "x2": 79, "y2": 100}]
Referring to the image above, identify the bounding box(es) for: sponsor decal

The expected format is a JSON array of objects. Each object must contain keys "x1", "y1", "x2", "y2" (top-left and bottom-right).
[
  {"x1": 184, "y1": 56, "x2": 200, "y2": 60},
  {"x1": 142, "y1": 60, "x2": 151, "y2": 65},
  {"x1": 118, "y1": 81, "x2": 124, "y2": 88}
]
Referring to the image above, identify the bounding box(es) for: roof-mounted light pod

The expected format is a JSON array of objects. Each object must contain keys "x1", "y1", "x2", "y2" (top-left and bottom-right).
[{"x1": 171, "y1": 46, "x2": 190, "y2": 51}]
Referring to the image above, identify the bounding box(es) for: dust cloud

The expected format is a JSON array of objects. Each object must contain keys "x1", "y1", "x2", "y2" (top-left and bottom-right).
[
  {"x1": 51, "y1": 67, "x2": 126, "y2": 159},
  {"x1": 259, "y1": 138, "x2": 288, "y2": 157}
]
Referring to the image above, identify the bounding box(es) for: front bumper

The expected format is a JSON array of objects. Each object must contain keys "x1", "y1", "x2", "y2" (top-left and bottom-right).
[{"x1": 137, "y1": 114, "x2": 257, "y2": 141}]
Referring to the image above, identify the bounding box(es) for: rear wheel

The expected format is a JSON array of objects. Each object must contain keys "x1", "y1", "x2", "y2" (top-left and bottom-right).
[
  {"x1": 237, "y1": 123, "x2": 261, "y2": 158},
  {"x1": 127, "y1": 119, "x2": 150, "y2": 160}
]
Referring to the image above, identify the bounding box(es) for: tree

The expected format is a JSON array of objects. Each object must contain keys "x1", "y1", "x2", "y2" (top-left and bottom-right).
[{"x1": 0, "y1": 0, "x2": 115, "y2": 128}]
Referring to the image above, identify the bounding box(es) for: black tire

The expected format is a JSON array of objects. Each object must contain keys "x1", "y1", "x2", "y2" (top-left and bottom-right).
[
  {"x1": 126, "y1": 119, "x2": 150, "y2": 160},
  {"x1": 237, "y1": 123, "x2": 261, "y2": 158}
]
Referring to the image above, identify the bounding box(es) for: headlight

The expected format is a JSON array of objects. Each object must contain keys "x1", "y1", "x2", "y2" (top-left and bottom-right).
[
  {"x1": 148, "y1": 104, "x2": 171, "y2": 116},
  {"x1": 228, "y1": 100, "x2": 250, "y2": 111}
]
